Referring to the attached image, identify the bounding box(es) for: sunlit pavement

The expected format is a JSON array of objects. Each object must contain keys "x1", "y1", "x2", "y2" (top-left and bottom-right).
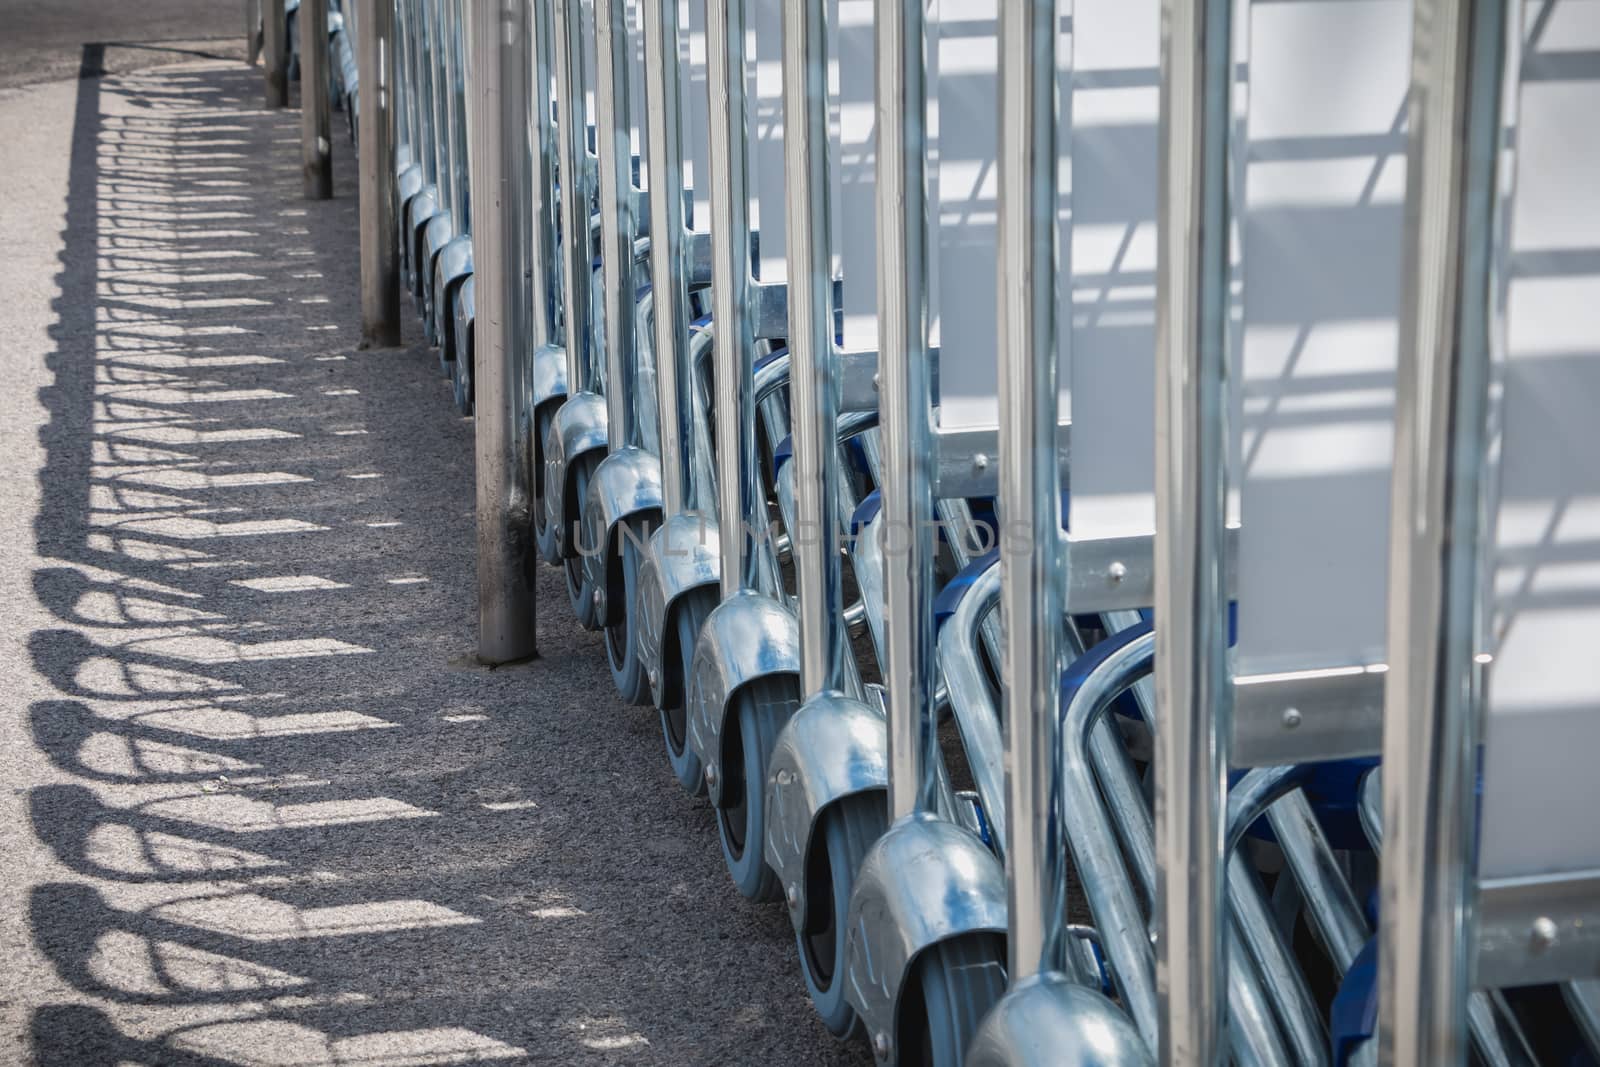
[{"x1": 0, "y1": 56, "x2": 870, "y2": 1066}]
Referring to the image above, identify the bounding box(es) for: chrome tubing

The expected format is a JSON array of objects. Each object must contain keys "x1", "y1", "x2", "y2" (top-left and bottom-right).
[
  {"x1": 1153, "y1": 0, "x2": 1235, "y2": 1060},
  {"x1": 595, "y1": 0, "x2": 639, "y2": 453},
  {"x1": 1380, "y1": 0, "x2": 1510, "y2": 1059},
  {"x1": 995, "y1": 0, "x2": 1066, "y2": 983},
  {"x1": 640, "y1": 0, "x2": 693, "y2": 519},
  {"x1": 781, "y1": 0, "x2": 853, "y2": 702},
  {"x1": 553, "y1": 0, "x2": 596, "y2": 394},
  {"x1": 876, "y1": 0, "x2": 936, "y2": 823},
  {"x1": 705, "y1": 0, "x2": 769, "y2": 598}
]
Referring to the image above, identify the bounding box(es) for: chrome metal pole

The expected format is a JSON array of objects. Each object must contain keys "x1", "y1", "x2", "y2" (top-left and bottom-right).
[
  {"x1": 468, "y1": 0, "x2": 537, "y2": 663},
  {"x1": 526, "y1": 0, "x2": 558, "y2": 350},
  {"x1": 264, "y1": 0, "x2": 289, "y2": 107},
  {"x1": 1380, "y1": 0, "x2": 1508, "y2": 1061},
  {"x1": 428, "y1": 0, "x2": 450, "y2": 206},
  {"x1": 595, "y1": 0, "x2": 638, "y2": 450},
  {"x1": 358, "y1": 0, "x2": 401, "y2": 345},
  {"x1": 706, "y1": 0, "x2": 761, "y2": 597},
  {"x1": 1154, "y1": 0, "x2": 1234, "y2": 1062},
  {"x1": 553, "y1": 0, "x2": 596, "y2": 391},
  {"x1": 393, "y1": 0, "x2": 413, "y2": 158},
  {"x1": 782, "y1": 0, "x2": 851, "y2": 698},
  {"x1": 446, "y1": 0, "x2": 469, "y2": 229},
  {"x1": 875, "y1": 0, "x2": 937, "y2": 820},
  {"x1": 996, "y1": 0, "x2": 1066, "y2": 984},
  {"x1": 641, "y1": 0, "x2": 692, "y2": 517},
  {"x1": 301, "y1": 0, "x2": 333, "y2": 199}
]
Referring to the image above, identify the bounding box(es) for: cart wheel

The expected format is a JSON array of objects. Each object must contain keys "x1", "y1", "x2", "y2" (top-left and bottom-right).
[
  {"x1": 663, "y1": 586, "x2": 717, "y2": 794},
  {"x1": 451, "y1": 330, "x2": 474, "y2": 416},
  {"x1": 717, "y1": 674, "x2": 800, "y2": 901},
  {"x1": 899, "y1": 933, "x2": 1008, "y2": 1066},
  {"x1": 564, "y1": 450, "x2": 603, "y2": 620},
  {"x1": 605, "y1": 515, "x2": 653, "y2": 705},
  {"x1": 801, "y1": 791, "x2": 888, "y2": 1037},
  {"x1": 533, "y1": 404, "x2": 561, "y2": 564}
]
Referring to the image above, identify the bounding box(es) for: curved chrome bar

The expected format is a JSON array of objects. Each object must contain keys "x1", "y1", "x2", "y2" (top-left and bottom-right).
[
  {"x1": 1058, "y1": 626, "x2": 1303, "y2": 1065},
  {"x1": 934, "y1": 561, "x2": 1007, "y2": 855},
  {"x1": 1057, "y1": 626, "x2": 1161, "y2": 1043},
  {"x1": 1225, "y1": 764, "x2": 1315, "y2": 857}
]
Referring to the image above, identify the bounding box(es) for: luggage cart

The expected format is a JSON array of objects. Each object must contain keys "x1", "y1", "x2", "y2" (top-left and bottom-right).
[
  {"x1": 543, "y1": 0, "x2": 613, "y2": 626},
  {"x1": 634, "y1": 0, "x2": 725, "y2": 790},
  {"x1": 575, "y1": 0, "x2": 666, "y2": 703},
  {"x1": 683, "y1": 0, "x2": 807, "y2": 904}
]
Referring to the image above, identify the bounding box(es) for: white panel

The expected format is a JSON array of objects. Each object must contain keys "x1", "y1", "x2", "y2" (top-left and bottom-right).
[
  {"x1": 750, "y1": 0, "x2": 787, "y2": 281},
  {"x1": 628, "y1": 0, "x2": 647, "y2": 187},
  {"x1": 685, "y1": 0, "x2": 712, "y2": 233},
  {"x1": 1232, "y1": 0, "x2": 1411, "y2": 676},
  {"x1": 835, "y1": 0, "x2": 877, "y2": 352},
  {"x1": 1480, "y1": 0, "x2": 1600, "y2": 880},
  {"x1": 931, "y1": 0, "x2": 1000, "y2": 431},
  {"x1": 1066, "y1": 0, "x2": 1158, "y2": 539}
]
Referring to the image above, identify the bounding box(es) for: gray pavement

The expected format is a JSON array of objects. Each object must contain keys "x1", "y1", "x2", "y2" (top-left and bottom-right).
[
  {"x1": 0, "y1": 56, "x2": 870, "y2": 1066},
  {"x1": 0, "y1": 0, "x2": 245, "y2": 89}
]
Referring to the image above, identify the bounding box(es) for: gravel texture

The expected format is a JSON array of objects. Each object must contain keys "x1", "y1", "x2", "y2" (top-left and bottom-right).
[{"x1": 0, "y1": 56, "x2": 872, "y2": 1067}]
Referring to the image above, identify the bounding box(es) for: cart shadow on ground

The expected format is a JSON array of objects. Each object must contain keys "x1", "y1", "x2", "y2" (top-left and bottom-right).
[{"x1": 21, "y1": 47, "x2": 869, "y2": 1067}]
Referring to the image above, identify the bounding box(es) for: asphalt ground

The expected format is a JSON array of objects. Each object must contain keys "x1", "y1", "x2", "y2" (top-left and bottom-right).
[
  {"x1": 0, "y1": 54, "x2": 872, "y2": 1066},
  {"x1": 0, "y1": 0, "x2": 246, "y2": 89}
]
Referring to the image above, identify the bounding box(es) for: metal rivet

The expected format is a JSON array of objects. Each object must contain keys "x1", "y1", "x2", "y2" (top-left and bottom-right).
[
  {"x1": 871, "y1": 373, "x2": 880, "y2": 392},
  {"x1": 647, "y1": 669, "x2": 659, "y2": 688},
  {"x1": 776, "y1": 769, "x2": 793, "y2": 787},
  {"x1": 786, "y1": 885, "x2": 799, "y2": 910},
  {"x1": 972, "y1": 453, "x2": 989, "y2": 472},
  {"x1": 592, "y1": 588, "x2": 603, "y2": 610},
  {"x1": 704, "y1": 764, "x2": 717, "y2": 787},
  {"x1": 1282, "y1": 707, "x2": 1303, "y2": 730},
  {"x1": 1108, "y1": 561, "x2": 1127, "y2": 583},
  {"x1": 873, "y1": 1033, "x2": 891, "y2": 1058},
  {"x1": 1531, "y1": 916, "x2": 1559, "y2": 950}
]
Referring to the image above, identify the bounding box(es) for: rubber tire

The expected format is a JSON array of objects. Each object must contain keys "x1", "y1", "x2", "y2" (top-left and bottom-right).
[
  {"x1": 899, "y1": 933, "x2": 1009, "y2": 1067},
  {"x1": 451, "y1": 325, "x2": 474, "y2": 416},
  {"x1": 662, "y1": 587, "x2": 716, "y2": 795},
  {"x1": 605, "y1": 517, "x2": 651, "y2": 705},
  {"x1": 716, "y1": 674, "x2": 800, "y2": 902},
  {"x1": 801, "y1": 792, "x2": 889, "y2": 1037},
  {"x1": 564, "y1": 451, "x2": 603, "y2": 620},
  {"x1": 533, "y1": 404, "x2": 561, "y2": 564}
]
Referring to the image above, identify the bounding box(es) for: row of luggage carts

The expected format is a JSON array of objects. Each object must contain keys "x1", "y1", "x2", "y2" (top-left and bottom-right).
[{"x1": 291, "y1": 0, "x2": 1600, "y2": 1062}]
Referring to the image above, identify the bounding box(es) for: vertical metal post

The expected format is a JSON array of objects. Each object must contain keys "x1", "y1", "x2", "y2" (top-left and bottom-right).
[
  {"x1": 358, "y1": 0, "x2": 401, "y2": 345},
  {"x1": 595, "y1": 0, "x2": 638, "y2": 451},
  {"x1": 553, "y1": 0, "x2": 596, "y2": 393},
  {"x1": 264, "y1": 0, "x2": 289, "y2": 107},
  {"x1": 782, "y1": 0, "x2": 850, "y2": 698},
  {"x1": 875, "y1": 0, "x2": 937, "y2": 820},
  {"x1": 445, "y1": 0, "x2": 468, "y2": 230},
  {"x1": 1154, "y1": 0, "x2": 1233, "y2": 1062},
  {"x1": 468, "y1": 0, "x2": 537, "y2": 663},
  {"x1": 641, "y1": 0, "x2": 692, "y2": 518},
  {"x1": 526, "y1": 0, "x2": 558, "y2": 352},
  {"x1": 1380, "y1": 0, "x2": 1508, "y2": 1061},
  {"x1": 247, "y1": 0, "x2": 264, "y2": 65},
  {"x1": 996, "y1": 0, "x2": 1065, "y2": 983},
  {"x1": 301, "y1": 0, "x2": 333, "y2": 199},
  {"x1": 706, "y1": 0, "x2": 761, "y2": 598}
]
